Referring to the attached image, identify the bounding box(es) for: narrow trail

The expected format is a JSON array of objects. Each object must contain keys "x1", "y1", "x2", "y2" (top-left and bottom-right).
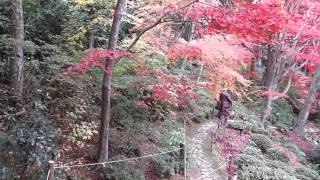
[{"x1": 189, "y1": 121, "x2": 226, "y2": 180}]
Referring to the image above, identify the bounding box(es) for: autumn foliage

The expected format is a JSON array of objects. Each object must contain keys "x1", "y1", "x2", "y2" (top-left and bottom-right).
[{"x1": 67, "y1": 49, "x2": 133, "y2": 73}]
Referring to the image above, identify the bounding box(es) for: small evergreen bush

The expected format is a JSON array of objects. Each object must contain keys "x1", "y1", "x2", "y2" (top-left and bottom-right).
[
  {"x1": 227, "y1": 122, "x2": 248, "y2": 130},
  {"x1": 236, "y1": 154, "x2": 265, "y2": 168},
  {"x1": 270, "y1": 99, "x2": 297, "y2": 127},
  {"x1": 251, "y1": 134, "x2": 273, "y2": 152},
  {"x1": 266, "y1": 148, "x2": 290, "y2": 163},
  {"x1": 242, "y1": 145, "x2": 263, "y2": 157}
]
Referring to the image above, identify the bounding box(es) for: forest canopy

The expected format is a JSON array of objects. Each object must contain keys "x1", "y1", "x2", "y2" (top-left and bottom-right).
[{"x1": 0, "y1": 0, "x2": 320, "y2": 179}]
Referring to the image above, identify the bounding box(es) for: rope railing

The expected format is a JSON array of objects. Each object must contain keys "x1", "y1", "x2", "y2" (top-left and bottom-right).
[
  {"x1": 46, "y1": 119, "x2": 231, "y2": 180},
  {"x1": 46, "y1": 147, "x2": 184, "y2": 180},
  {"x1": 54, "y1": 148, "x2": 182, "y2": 169}
]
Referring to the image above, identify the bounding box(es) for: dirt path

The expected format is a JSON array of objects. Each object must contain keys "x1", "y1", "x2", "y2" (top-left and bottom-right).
[{"x1": 188, "y1": 121, "x2": 227, "y2": 180}]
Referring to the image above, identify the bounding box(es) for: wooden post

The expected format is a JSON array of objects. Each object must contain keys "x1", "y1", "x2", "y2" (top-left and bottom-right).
[
  {"x1": 210, "y1": 129, "x2": 216, "y2": 152},
  {"x1": 48, "y1": 161, "x2": 55, "y2": 180},
  {"x1": 179, "y1": 143, "x2": 185, "y2": 176},
  {"x1": 210, "y1": 131, "x2": 213, "y2": 152}
]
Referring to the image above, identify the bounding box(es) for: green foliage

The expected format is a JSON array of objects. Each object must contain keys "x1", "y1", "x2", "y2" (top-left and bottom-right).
[
  {"x1": 102, "y1": 160, "x2": 145, "y2": 180},
  {"x1": 266, "y1": 148, "x2": 290, "y2": 163},
  {"x1": 153, "y1": 153, "x2": 182, "y2": 179},
  {"x1": 270, "y1": 99, "x2": 297, "y2": 127},
  {"x1": 0, "y1": 111, "x2": 60, "y2": 179},
  {"x1": 246, "y1": 120, "x2": 261, "y2": 133},
  {"x1": 237, "y1": 145, "x2": 298, "y2": 180},
  {"x1": 155, "y1": 120, "x2": 183, "y2": 148},
  {"x1": 280, "y1": 137, "x2": 306, "y2": 160},
  {"x1": 189, "y1": 88, "x2": 214, "y2": 123},
  {"x1": 251, "y1": 134, "x2": 273, "y2": 152},
  {"x1": 113, "y1": 59, "x2": 137, "y2": 77},
  {"x1": 227, "y1": 122, "x2": 249, "y2": 130},
  {"x1": 67, "y1": 99, "x2": 88, "y2": 120},
  {"x1": 236, "y1": 154, "x2": 265, "y2": 168},
  {"x1": 295, "y1": 166, "x2": 320, "y2": 180},
  {"x1": 241, "y1": 145, "x2": 263, "y2": 157},
  {"x1": 229, "y1": 101, "x2": 268, "y2": 134},
  {"x1": 237, "y1": 165, "x2": 298, "y2": 180},
  {"x1": 110, "y1": 96, "x2": 150, "y2": 132},
  {"x1": 266, "y1": 160, "x2": 295, "y2": 174}
]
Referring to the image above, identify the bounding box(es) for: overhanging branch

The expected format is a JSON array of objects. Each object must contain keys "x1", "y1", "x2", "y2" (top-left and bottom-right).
[{"x1": 126, "y1": 0, "x2": 199, "y2": 51}]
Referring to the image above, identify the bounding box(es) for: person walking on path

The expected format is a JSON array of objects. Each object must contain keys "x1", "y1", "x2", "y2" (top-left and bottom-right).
[{"x1": 216, "y1": 89, "x2": 233, "y2": 128}]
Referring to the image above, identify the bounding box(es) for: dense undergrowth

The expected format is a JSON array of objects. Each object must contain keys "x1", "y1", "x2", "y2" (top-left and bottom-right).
[
  {"x1": 0, "y1": 47, "x2": 214, "y2": 179},
  {"x1": 222, "y1": 103, "x2": 320, "y2": 180}
]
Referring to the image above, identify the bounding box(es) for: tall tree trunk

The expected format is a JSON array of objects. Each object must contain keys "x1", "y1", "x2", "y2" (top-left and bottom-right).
[
  {"x1": 179, "y1": 22, "x2": 195, "y2": 74},
  {"x1": 260, "y1": 44, "x2": 284, "y2": 127},
  {"x1": 11, "y1": 0, "x2": 24, "y2": 98},
  {"x1": 263, "y1": 45, "x2": 273, "y2": 87},
  {"x1": 98, "y1": 0, "x2": 127, "y2": 163},
  {"x1": 294, "y1": 67, "x2": 320, "y2": 136}
]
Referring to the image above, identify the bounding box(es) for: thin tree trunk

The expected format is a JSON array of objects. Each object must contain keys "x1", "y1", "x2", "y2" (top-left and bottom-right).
[
  {"x1": 260, "y1": 85, "x2": 274, "y2": 127},
  {"x1": 295, "y1": 67, "x2": 320, "y2": 136},
  {"x1": 11, "y1": 0, "x2": 24, "y2": 98},
  {"x1": 89, "y1": 28, "x2": 96, "y2": 49},
  {"x1": 98, "y1": 0, "x2": 127, "y2": 163},
  {"x1": 197, "y1": 64, "x2": 203, "y2": 82},
  {"x1": 250, "y1": 57, "x2": 256, "y2": 80}
]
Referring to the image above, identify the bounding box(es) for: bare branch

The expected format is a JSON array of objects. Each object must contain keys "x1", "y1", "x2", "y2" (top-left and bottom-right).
[{"x1": 127, "y1": 0, "x2": 199, "y2": 51}]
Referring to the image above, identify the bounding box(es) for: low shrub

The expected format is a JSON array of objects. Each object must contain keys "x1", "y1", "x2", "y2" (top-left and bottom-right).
[
  {"x1": 280, "y1": 137, "x2": 306, "y2": 160},
  {"x1": 102, "y1": 160, "x2": 145, "y2": 180},
  {"x1": 295, "y1": 166, "x2": 319, "y2": 180},
  {"x1": 251, "y1": 134, "x2": 273, "y2": 152},
  {"x1": 154, "y1": 120, "x2": 183, "y2": 148},
  {"x1": 270, "y1": 99, "x2": 297, "y2": 127},
  {"x1": 153, "y1": 153, "x2": 182, "y2": 178},
  {"x1": 266, "y1": 160, "x2": 295, "y2": 174},
  {"x1": 310, "y1": 145, "x2": 320, "y2": 164},
  {"x1": 189, "y1": 89, "x2": 214, "y2": 123},
  {"x1": 0, "y1": 111, "x2": 60, "y2": 179},
  {"x1": 227, "y1": 122, "x2": 248, "y2": 130},
  {"x1": 266, "y1": 148, "x2": 290, "y2": 163},
  {"x1": 237, "y1": 165, "x2": 298, "y2": 180},
  {"x1": 241, "y1": 145, "x2": 263, "y2": 157},
  {"x1": 235, "y1": 154, "x2": 265, "y2": 168},
  {"x1": 251, "y1": 127, "x2": 269, "y2": 135},
  {"x1": 246, "y1": 119, "x2": 261, "y2": 133}
]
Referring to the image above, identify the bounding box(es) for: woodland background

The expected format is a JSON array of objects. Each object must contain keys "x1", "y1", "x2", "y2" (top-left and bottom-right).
[{"x1": 0, "y1": 0, "x2": 320, "y2": 179}]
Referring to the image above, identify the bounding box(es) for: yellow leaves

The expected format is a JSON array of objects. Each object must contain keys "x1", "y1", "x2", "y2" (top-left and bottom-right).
[{"x1": 66, "y1": 26, "x2": 87, "y2": 48}]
